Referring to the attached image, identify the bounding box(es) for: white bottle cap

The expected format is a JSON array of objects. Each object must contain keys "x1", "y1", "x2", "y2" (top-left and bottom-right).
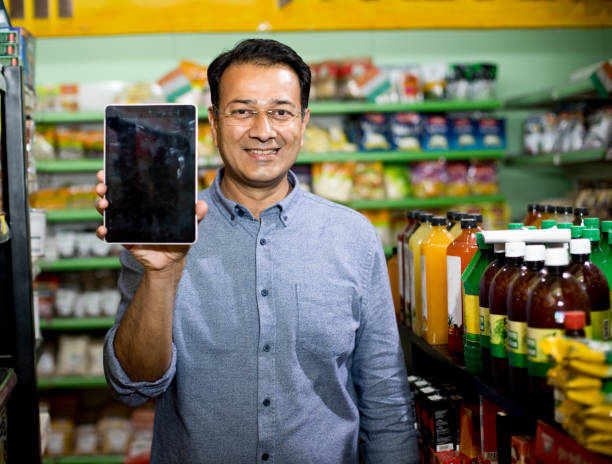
[
  {"x1": 545, "y1": 247, "x2": 569, "y2": 266},
  {"x1": 505, "y1": 241, "x2": 526, "y2": 257},
  {"x1": 482, "y1": 229, "x2": 570, "y2": 244},
  {"x1": 494, "y1": 243, "x2": 505, "y2": 253},
  {"x1": 570, "y1": 238, "x2": 591, "y2": 255},
  {"x1": 525, "y1": 244, "x2": 546, "y2": 262}
]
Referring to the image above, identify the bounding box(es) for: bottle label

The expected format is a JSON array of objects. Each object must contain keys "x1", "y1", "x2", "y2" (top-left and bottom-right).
[
  {"x1": 527, "y1": 327, "x2": 561, "y2": 377},
  {"x1": 421, "y1": 256, "x2": 427, "y2": 323},
  {"x1": 480, "y1": 306, "x2": 490, "y2": 348},
  {"x1": 403, "y1": 241, "x2": 411, "y2": 307},
  {"x1": 464, "y1": 294, "x2": 480, "y2": 343},
  {"x1": 397, "y1": 240, "x2": 404, "y2": 300},
  {"x1": 409, "y1": 250, "x2": 416, "y2": 320},
  {"x1": 489, "y1": 314, "x2": 508, "y2": 358},
  {"x1": 447, "y1": 255, "x2": 462, "y2": 329},
  {"x1": 591, "y1": 308, "x2": 611, "y2": 341},
  {"x1": 507, "y1": 320, "x2": 527, "y2": 368}
]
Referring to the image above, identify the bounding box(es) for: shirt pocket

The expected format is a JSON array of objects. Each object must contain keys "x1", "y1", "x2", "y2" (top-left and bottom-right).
[{"x1": 296, "y1": 283, "x2": 357, "y2": 359}]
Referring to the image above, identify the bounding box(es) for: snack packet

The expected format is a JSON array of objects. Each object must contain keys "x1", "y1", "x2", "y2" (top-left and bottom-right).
[{"x1": 411, "y1": 161, "x2": 446, "y2": 198}]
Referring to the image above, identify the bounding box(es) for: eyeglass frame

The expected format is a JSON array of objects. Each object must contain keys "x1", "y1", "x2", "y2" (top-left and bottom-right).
[{"x1": 212, "y1": 105, "x2": 306, "y2": 126}]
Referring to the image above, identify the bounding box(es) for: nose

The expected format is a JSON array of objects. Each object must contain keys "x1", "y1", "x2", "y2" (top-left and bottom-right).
[{"x1": 248, "y1": 111, "x2": 277, "y2": 141}]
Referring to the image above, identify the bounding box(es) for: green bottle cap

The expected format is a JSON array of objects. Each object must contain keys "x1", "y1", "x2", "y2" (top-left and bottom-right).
[
  {"x1": 526, "y1": 226, "x2": 537, "y2": 230},
  {"x1": 570, "y1": 225, "x2": 584, "y2": 238},
  {"x1": 601, "y1": 220, "x2": 612, "y2": 233},
  {"x1": 508, "y1": 223, "x2": 523, "y2": 230},
  {"x1": 477, "y1": 232, "x2": 491, "y2": 249},
  {"x1": 583, "y1": 228, "x2": 601, "y2": 242},
  {"x1": 584, "y1": 218, "x2": 600, "y2": 229},
  {"x1": 541, "y1": 220, "x2": 557, "y2": 229},
  {"x1": 557, "y1": 223, "x2": 572, "y2": 229}
]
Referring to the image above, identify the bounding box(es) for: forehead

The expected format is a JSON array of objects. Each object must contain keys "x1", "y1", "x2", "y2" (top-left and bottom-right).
[{"x1": 218, "y1": 63, "x2": 301, "y2": 105}]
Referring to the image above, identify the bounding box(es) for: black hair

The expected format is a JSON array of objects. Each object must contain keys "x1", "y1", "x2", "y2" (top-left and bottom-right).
[{"x1": 207, "y1": 39, "x2": 311, "y2": 115}]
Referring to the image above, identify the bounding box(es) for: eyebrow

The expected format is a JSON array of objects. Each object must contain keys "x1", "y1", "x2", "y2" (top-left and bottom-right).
[{"x1": 227, "y1": 98, "x2": 297, "y2": 108}]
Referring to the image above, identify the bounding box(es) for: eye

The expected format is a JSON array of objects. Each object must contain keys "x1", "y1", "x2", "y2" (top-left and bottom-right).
[
  {"x1": 229, "y1": 109, "x2": 254, "y2": 119},
  {"x1": 269, "y1": 109, "x2": 294, "y2": 120}
]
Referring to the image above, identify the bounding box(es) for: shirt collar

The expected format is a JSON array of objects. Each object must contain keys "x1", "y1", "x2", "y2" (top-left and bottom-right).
[{"x1": 210, "y1": 168, "x2": 301, "y2": 227}]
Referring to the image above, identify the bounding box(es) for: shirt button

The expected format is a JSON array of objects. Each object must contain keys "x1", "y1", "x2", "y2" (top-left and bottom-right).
[
  {"x1": 260, "y1": 238, "x2": 267, "y2": 245},
  {"x1": 237, "y1": 209, "x2": 244, "y2": 217},
  {"x1": 262, "y1": 344, "x2": 270, "y2": 352},
  {"x1": 263, "y1": 398, "x2": 270, "y2": 407},
  {"x1": 283, "y1": 215, "x2": 288, "y2": 221},
  {"x1": 261, "y1": 289, "x2": 268, "y2": 297},
  {"x1": 230, "y1": 214, "x2": 235, "y2": 221},
  {"x1": 262, "y1": 454, "x2": 269, "y2": 461}
]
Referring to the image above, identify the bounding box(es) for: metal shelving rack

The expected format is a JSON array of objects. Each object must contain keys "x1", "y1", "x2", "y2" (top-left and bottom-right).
[{"x1": 0, "y1": 66, "x2": 42, "y2": 462}]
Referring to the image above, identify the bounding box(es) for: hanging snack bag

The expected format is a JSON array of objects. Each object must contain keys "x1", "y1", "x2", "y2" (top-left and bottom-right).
[
  {"x1": 311, "y1": 162, "x2": 354, "y2": 202},
  {"x1": 475, "y1": 118, "x2": 506, "y2": 150},
  {"x1": 390, "y1": 112, "x2": 422, "y2": 152},
  {"x1": 446, "y1": 64, "x2": 470, "y2": 100},
  {"x1": 352, "y1": 162, "x2": 386, "y2": 200},
  {"x1": 468, "y1": 161, "x2": 499, "y2": 195},
  {"x1": 423, "y1": 114, "x2": 450, "y2": 151},
  {"x1": 421, "y1": 63, "x2": 447, "y2": 100},
  {"x1": 468, "y1": 63, "x2": 497, "y2": 100},
  {"x1": 383, "y1": 164, "x2": 412, "y2": 199},
  {"x1": 449, "y1": 116, "x2": 477, "y2": 151},
  {"x1": 311, "y1": 61, "x2": 339, "y2": 100},
  {"x1": 399, "y1": 66, "x2": 423, "y2": 102},
  {"x1": 411, "y1": 160, "x2": 447, "y2": 198},
  {"x1": 445, "y1": 161, "x2": 470, "y2": 197},
  {"x1": 360, "y1": 113, "x2": 391, "y2": 151}
]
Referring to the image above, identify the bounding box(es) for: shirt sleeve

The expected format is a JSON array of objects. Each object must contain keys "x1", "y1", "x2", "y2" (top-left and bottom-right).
[
  {"x1": 352, "y1": 231, "x2": 419, "y2": 464},
  {"x1": 103, "y1": 250, "x2": 178, "y2": 406}
]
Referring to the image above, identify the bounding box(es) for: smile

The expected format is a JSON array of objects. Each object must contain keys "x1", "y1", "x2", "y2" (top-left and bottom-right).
[{"x1": 245, "y1": 148, "x2": 280, "y2": 157}]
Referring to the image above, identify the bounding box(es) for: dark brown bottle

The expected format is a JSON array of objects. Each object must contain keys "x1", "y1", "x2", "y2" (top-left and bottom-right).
[
  {"x1": 489, "y1": 242, "x2": 525, "y2": 395},
  {"x1": 573, "y1": 207, "x2": 589, "y2": 226},
  {"x1": 507, "y1": 244, "x2": 546, "y2": 403},
  {"x1": 479, "y1": 243, "x2": 506, "y2": 382},
  {"x1": 568, "y1": 238, "x2": 610, "y2": 340},
  {"x1": 526, "y1": 247, "x2": 590, "y2": 423}
]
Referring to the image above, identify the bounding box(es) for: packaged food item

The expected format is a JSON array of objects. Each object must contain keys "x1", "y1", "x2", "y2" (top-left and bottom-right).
[
  {"x1": 57, "y1": 335, "x2": 90, "y2": 376},
  {"x1": 383, "y1": 164, "x2": 412, "y2": 199},
  {"x1": 584, "y1": 108, "x2": 612, "y2": 149},
  {"x1": 510, "y1": 435, "x2": 535, "y2": 464},
  {"x1": 468, "y1": 63, "x2": 497, "y2": 101},
  {"x1": 55, "y1": 126, "x2": 84, "y2": 160},
  {"x1": 554, "y1": 110, "x2": 585, "y2": 153},
  {"x1": 450, "y1": 117, "x2": 478, "y2": 151},
  {"x1": 446, "y1": 162, "x2": 470, "y2": 197},
  {"x1": 523, "y1": 115, "x2": 544, "y2": 155},
  {"x1": 291, "y1": 165, "x2": 312, "y2": 193},
  {"x1": 467, "y1": 161, "x2": 498, "y2": 196},
  {"x1": 475, "y1": 118, "x2": 506, "y2": 150},
  {"x1": 311, "y1": 61, "x2": 339, "y2": 100},
  {"x1": 423, "y1": 115, "x2": 450, "y2": 151},
  {"x1": 411, "y1": 160, "x2": 447, "y2": 198},
  {"x1": 447, "y1": 64, "x2": 471, "y2": 100},
  {"x1": 390, "y1": 112, "x2": 422, "y2": 152},
  {"x1": 398, "y1": 66, "x2": 423, "y2": 102},
  {"x1": 459, "y1": 403, "x2": 481, "y2": 458},
  {"x1": 74, "y1": 424, "x2": 98, "y2": 455},
  {"x1": 98, "y1": 416, "x2": 132, "y2": 454},
  {"x1": 311, "y1": 162, "x2": 354, "y2": 202},
  {"x1": 359, "y1": 113, "x2": 391, "y2": 151},
  {"x1": 352, "y1": 162, "x2": 385, "y2": 200},
  {"x1": 46, "y1": 419, "x2": 74, "y2": 456},
  {"x1": 479, "y1": 396, "x2": 503, "y2": 464},
  {"x1": 422, "y1": 63, "x2": 448, "y2": 100}
]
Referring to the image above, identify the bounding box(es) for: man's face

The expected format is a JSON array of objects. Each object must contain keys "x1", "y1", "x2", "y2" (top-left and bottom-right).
[{"x1": 209, "y1": 63, "x2": 310, "y2": 190}]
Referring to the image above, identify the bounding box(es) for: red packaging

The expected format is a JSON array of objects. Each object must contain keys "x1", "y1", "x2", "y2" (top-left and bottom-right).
[
  {"x1": 535, "y1": 421, "x2": 611, "y2": 464},
  {"x1": 479, "y1": 396, "x2": 502, "y2": 464},
  {"x1": 459, "y1": 454, "x2": 479, "y2": 464},
  {"x1": 510, "y1": 435, "x2": 535, "y2": 464},
  {"x1": 433, "y1": 450, "x2": 462, "y2": 464}
]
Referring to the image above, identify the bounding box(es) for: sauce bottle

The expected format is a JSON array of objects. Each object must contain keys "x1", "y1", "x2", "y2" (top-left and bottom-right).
[
  {"x1": 573, "y1": 207, "x2": 588, "y2": 226},
  {"x1": 545, "y1": 205, "x2": 559, "y2": 222},
  {"x1": 489, "y1": 241, "x2": 526, "y2": 394},
  {"x1": 462, "y1": 232, "x2": 495, "y2": 375},
  {"x1": 399, "y1": 210, "x2": 421, "y2": 326},
  {"x1": 421, "y1": 216, "x2": 454, "y2": 345},
  {"x1": 523, "y1": 204, "x2": 537, "y2": 226},
  {"x1": 531, "y1": 204, "x2": 546, "y2": 229},
  {"x1": 568, "y1": 238, "x2": 609, "y2": 340},
  {"x1": 557, "y1": 206, "x2": 574, "y2": 225},
  {"x1": 409, "y1": 212, "x2": 433, "y2": 335},
  {"x1": 447, "y1": 217, "x2": 479, "y2": 357},
  {"x1": 479, "y1": 243, "x2": 506, "y2": 381},
  {"x1": 526, "y1": 247, "x2": 590, "y2": 422},
  {"x1": 601, "y1": 220, "x2": 612, "y2": 258},
  {"x1": 449, "y1": 212, "x2": 466, "y2": 239},
  {"x1": 507, "y1": 244, "x2": 546, "y2": 403}
]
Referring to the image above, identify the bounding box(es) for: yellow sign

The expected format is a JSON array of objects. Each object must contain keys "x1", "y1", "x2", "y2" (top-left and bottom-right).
[{"x1": 7, "y1": 0, "x2": 612, "y2": 37}]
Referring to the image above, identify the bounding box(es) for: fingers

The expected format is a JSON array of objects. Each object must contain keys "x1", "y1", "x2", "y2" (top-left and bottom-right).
[
  {"x1": 95, "y1": 197, "x2": 108, "y2": 215},
  {"x1": 196, "y1": 200, "x2": 208, "y2": 223},
  {"x1": 96, "y1": 169, "x2": 105, "y2": 183},
  {"x1": 96, "y1": 224, "x2": 107, "y2": 240}
]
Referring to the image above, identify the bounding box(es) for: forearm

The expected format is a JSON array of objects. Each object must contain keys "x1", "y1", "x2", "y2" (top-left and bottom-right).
[{"x1": 114, "y1": 261, "x2": 184, "y2": 382}]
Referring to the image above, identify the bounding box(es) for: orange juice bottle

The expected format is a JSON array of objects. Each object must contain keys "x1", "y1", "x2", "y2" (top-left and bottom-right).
[
  {"x1": 409, "y1": 212, "x2": 433, "y2": 335},
  {"x1": 421, "y1": 216, "x2": 455, "y2": 345}
]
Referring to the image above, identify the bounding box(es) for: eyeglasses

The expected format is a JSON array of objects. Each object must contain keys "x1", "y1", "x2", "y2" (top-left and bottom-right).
[{"x1": 215, "y1": 107, "x2": 303, "y2": 126}]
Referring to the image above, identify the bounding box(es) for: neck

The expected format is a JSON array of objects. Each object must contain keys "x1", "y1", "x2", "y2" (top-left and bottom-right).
[{"x1": 220, "y1": 171, "x2": 293, "y2": 220}]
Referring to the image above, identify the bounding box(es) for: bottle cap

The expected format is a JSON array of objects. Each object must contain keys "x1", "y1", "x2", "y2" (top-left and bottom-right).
[
  {"x1": 447, "y1": 210, "x2": 460, "y2": 220},
  {"x1": 602, "y1": 221, "x2": 612, "y2": 233},
  {"x1": 470, "y1": 213, "x2": 483, "y2": 224},
  {"x1": 557, "y1": 223, "x2": 572, "y2": 229},
  {"x1": 420, "y1": 212, "x2": 434, "y2": 222},
  {"x1": 461, "y1": 218, "x2": 477, "y2": 229},
  {"x1": 536, "y1": 204, "x2": 546, "y2": 212},
  {"x1": 494, "y1": 243, "x2": 506, "y2": 253},
  {"x1": 431, "y1": 216, "x2": 447, "y2": 226},
  {"x1": 573, "y1": 207, "x2": 588, "y2": 216},
  {"x1": 505, "y1": 241, "x2": 526, "y2": 257},
  {"x1": 545, "y1": 247, "x2": 569, "y2": 266},
  {"x1": 570, "y1": 225, "x2": 584, "y2": 239},
  {"x1": 526, "y1": 226, "x2": 537, "y2": 230},
  {"x1": 570, "y1": 238, "x2": 591, "y2": 255},
  {"x1": 508, "y1": 223, "x2": 523, "y2": 230},
  {"x1": 524, "y1": 244, "x2": 546, "y2": 262},
  {"x1": 527, "y1": 204, "x2": 536, "y2": 213},
  {"x1": 582, "y1": 228, "x2": 601, "y2": 242},
  {"x1": 559, "y1": 206, "x2": 573, "y2": 214},
  {"x1": 545, "y1": 205, "x2": 557, "y2": 214},
  {"x1": 564, "y1": 311, "x2": 586, "y2": 331},
  {"x1": 541, "y1": 220, "x2": 557, "y2": 229},
  {"x1": 477, "y1": 232, "x2": 491, "y2": 249},
  {"x1": 584, "y1": 218, "x2": 600, "y2": 229}
]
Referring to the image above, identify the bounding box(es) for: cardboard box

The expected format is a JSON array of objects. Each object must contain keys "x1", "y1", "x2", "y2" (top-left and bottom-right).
[
  {"x1": 460, "y1": 403, "x2": 481, "y2": 458},
  {"x1": 434, "y1": 450, "x2": 462, "y2": 464},
  {"x1": 426, "y1": 393, "x2": 456, "y2": 453},
  {"x1": 535, "y1": 420, "x2": 611, "y2": 464},
  {"x1": 479, "y1": 396, "x2": 502, "y2": 463},
  {"x1": 510, "y1": 435, "x2": 535, "y2": 464},
  {"x1": 0, "y1": 27, "x2": 35, "y2": 89}
]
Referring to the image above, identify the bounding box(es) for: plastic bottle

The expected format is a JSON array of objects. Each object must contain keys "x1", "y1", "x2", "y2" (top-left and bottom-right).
[
  {"x1": 446, "y1": 217, "x2": 479, "y2": 357},
  {"x1": 387, "y1": 249, "x2": 402, "y2": 323},
  {"x1": 489, "y1": 241, "x2": 526, "y2": 394},
  {"x1": 421, "y1": 216, "x2": 454, "y2": 345},
  {"x1": 446, "y1": 210, "x2": 460, "y2": 231},
  {"x1": 584, "y1": 217, "x2": 600, "y2": 231},
  {"x1": 545, "y1": 205, "x2": 559, "y2": 222},
  {"x1": 479, "y1": 242, "x2": 506, "y2": 381},
  {"x1": 523, "y1": 204, "x2": 537, "y2": 226},
  {"x1": 507, "y1": 244, "x2": 546, "y2": 403},
  {"x1": 601, "y1": 220, "x2": 612, "y2": 258},
  {"x1": 462, "y1": 232, "x2": 495, "y2": 375},
  {"x1": 409, "y1": 212, "x2": 433, "y2": 335},
  {"x1": 526, "y1": 247, "x2": 590, "y2": 422},
  {"x1": 557, "y1": 206, "x2": 574, "y2": 225},
  {"x1": 449, "y1": 212, "x2": 466, "y2": 239},
  {"x1": 570, "y1": 225, "x2": 584, "y2": 239},
  {"x1": 541, "y1": 219, "x2": 557, "y2": 230},
  {"x1": 531, "y1": 204, "x2": 547, "y2": 228},
  {"x1": 583, "y1": 228, "x2": 607, "y2": 270},
  {"x1": 470, "y1": 213, "x2": 484, "y2": 231},
  {"x1": 399, "y1": 210, "x2": 421, "y2": 326},
  {"x1": 564, "y1": 311, "x2": 586, "y2": 338},
  {"x1": 573, "y1": 207, "x2": 588, "y2": 226},
  {"x1": 568, "y1": 238, "x2": 609, "y2": 340}
]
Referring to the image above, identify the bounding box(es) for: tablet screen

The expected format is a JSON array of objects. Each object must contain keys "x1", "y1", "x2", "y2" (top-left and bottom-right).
[{"x1": 104, "y1": 104, "x2": 197, "y2": 244}]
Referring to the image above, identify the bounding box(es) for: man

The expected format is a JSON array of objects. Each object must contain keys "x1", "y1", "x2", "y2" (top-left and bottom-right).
[{"x1": 96, "y1": 38, "x2": 418, "y2": 463}]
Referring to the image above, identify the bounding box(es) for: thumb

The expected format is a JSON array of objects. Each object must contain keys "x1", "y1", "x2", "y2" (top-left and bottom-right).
[{"x1": 196, "y1": 200, "x2": 208, "y2": 223}]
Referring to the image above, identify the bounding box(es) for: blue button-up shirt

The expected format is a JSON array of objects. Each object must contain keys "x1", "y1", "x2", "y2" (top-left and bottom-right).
[{"x1": 103, "y1": 169, "x2": 418, "y2": 464}]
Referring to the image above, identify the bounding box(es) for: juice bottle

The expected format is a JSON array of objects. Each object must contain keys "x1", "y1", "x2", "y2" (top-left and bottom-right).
[
  {"x1": 601, "y1": 220, "x2": 612, "y2": 258},
  {"x1": 479, "y1": 243, "x2": 506, "y2": 381},
  {"x1": 447, "y1": 217, "x2": 479, "y2": 357},
  {"x1": 531, "y1": 204, "x2": 547, "y2": 228},
  {"x1": 568, "y1": 238, "x2": 609, "y2": 340},
  {"x1": 462, "y1": 232, "x2": 495, "y2": 375},
  {"x1": 557, "y1": 206, "x2": 574, "y2": 225},
  {"x1": 409, "y1": 212, "x2": 433, "y2": 335},
  {"x1": 421, "y1": 216, "x2": 454, "y2": 345},
  {"x1": 489, "y1": 241, "x2": 525, "y2": 394},
  {"x1": 573, "y1": 207, "x2": 588, "y2": 226},
  {"x1": 399, "y1": 210, "x2": 421, "y2": 326},
  {"x1": 507, "y1": 244, "x2": 545, "y2": 403},
  {"x1": 523, "y1": 204, "x2": 537, "y2": 226},
  {"x1": 526, "y1": 247, "x2": 590, "y2": 422},
  {"x1": 387, "y1": 250, "x2": 402, "y2": 323},
  {"x1": 470, "y1": 213, "x2": 484, "y2": 231},
  {"x1": 446, "y1": 210, "x2": 460, "y2": 231},
  {"x1": 449, "y1": 213, "x2": 466, "y2": 239}
]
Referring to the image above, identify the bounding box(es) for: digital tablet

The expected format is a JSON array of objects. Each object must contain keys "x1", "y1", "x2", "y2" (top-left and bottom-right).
[{"x1": 104, "y1": 104, "x2": 198, "y2": 244}]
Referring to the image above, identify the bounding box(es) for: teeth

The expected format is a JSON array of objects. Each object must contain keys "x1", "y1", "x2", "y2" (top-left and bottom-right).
[{"x1": 247, "y1": 149, "x2": 277, "y2": 155}]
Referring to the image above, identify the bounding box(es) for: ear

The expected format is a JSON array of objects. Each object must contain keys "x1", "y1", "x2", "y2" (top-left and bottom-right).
[
  {"x1": 208, "y1": 106, "x2": 220, "y2": 148},
  {"x1": 299, "y1": 108, "x2": 310, "y2": 148}
]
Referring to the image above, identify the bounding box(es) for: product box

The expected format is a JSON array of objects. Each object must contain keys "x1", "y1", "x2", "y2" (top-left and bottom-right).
[
  {"x1": 510, "y1": 435, "x2": 535, "y2": 464},
  {"x1": 479, "y1": 396, "x2": 502, "y2": 464},
  {"x1": 449, "y1": 117, "x2": 478, "y2": 151},
  {"x1": 434, "y1": 450, "x2": 463, "y2": 464},
  {"x1": 474, "y1": 118, "x2": 506, "y2": 150},
  {"x1": 359, "y1": 113, "x2": 391, "y2": 151},
  {"x1": 422, "y1": 114, "x2": 450, "y2": 151},
  {"x1": 0, "y1": 27, "x2": 35, "y2": 89},
  {"x1": 426, "y1": 393, "x2": 457, "y2": 453},
  {"x1": 534, "y1": 420, "x2": 611, "y2": 464},
  {"x1": 389, "y1": 112, "x2": 422, "y2": 152},
  {"x1": 460, "y1": 403, "x2": 481, "y2": 458}
]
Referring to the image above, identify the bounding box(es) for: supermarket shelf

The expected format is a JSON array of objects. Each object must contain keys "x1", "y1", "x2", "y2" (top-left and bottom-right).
[
  {"x1": 504, "y1": 77, "x2": 607, "y2": 108},
  {"x1": 46, "y1": 209, "x2": 101, "y2": 223},
  {"x1": 0, "y1": 369, "x2": 17, "y2": 410},
  {"x1": 38, "y1": 375, "x2": 108, "y2": 390},
  {"x1": 37, "y1": 159, "x2": 102, "y2": 173},
  {"x1": 296, "y1": 149, "x2": 505, "y2": 164},
  {"x1": 42, "y1": 456, "x2": 124, "y2": 464},
  {"x1": 33, "y1": 99, "x2": 504, "y2": 124},
  {"x1": 40, "y1": 256, "x2": 121, "y2": 272},
  {"x1": 40, "y1": 317, "x2": 115, "y2": 331},
  {"x1": 505, "y1": 148, "x2": 609, "y2": 167},
  {"x1": 347, "y1": 194, "x2": 505, "y2": 210}
]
